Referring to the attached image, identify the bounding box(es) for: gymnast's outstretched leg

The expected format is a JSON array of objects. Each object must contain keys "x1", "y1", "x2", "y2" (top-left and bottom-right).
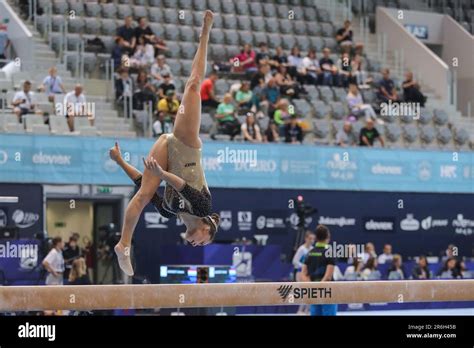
[{"x1": 173, "y1": 10, "x2": 213, "y2": 149}]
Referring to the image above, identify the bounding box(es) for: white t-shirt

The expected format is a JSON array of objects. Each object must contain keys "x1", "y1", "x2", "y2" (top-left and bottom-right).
[
  {"x1": 302, "y1": 57, "x2": 320, "y2": 70},
  {"x1": 377, "y1": 253, "x2": 393, "y2": 264},
  {"x1": 63, "y1": 91, "x2": 87, "y2": 116},
  {"x1": 12, "y1": 90, "x2": 35, "y2": 109},
  {"x1": 43, "y1": 248, "x2": 65, "y2": 273}
]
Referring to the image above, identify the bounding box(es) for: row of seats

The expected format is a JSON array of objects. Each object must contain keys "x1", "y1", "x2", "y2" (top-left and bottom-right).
[
  {"x1": 47, "y1": 0, "x2": 328, "y2": 21},
  {"x1": 0, "y1": 113, "x2": 136, "y2": 137},
  {"x1": 311, "y1": 119, "x2": 469, "y2": 148},
  {"x1": 47, "y1": 14, "x2": 335, "y2": 37}
]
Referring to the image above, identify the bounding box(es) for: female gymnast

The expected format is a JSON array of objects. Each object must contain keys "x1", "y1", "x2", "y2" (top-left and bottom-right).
[{"x1": 111, "y1": 11, "x2": 218, "y2": 276}]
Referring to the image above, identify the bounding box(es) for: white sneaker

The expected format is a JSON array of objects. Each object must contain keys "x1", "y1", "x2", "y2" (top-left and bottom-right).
[
  {"x1": 376, "y1": 118, "x2": 385, "y2": 125},
  {"x1": 114, "y1": 243, "x2": 134, "y2": 276}
]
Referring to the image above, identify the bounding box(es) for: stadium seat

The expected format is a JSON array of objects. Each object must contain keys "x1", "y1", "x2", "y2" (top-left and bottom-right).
[
  {"x1": 402, "y1": 124, "x2": 418, "y2": 143},
  {"x1": 330, "y1": 101, "x2": 346, "y2": 120},
  {"x1": 49, "y1": 116, "x2": 70, "y2": 135},
  {"x1": 433, "y1": 109, "x2": 449, "y2": 125},
  {"x1": 117, "y1": 5, "x2": 132, "y2": 19},
  {"x1": 67, "y1": 18, "x2": 84, "y2": 34},
  {"x1": 193, "y1": 0, "x2": 207, "y2": 11},
  {"x1": 179, "y1": 43, "x2": 197, "y2": 60},
  {"x1": 148, "y1": 8, "x2": 163, "y2": 23},
  {"x1": 313, "y1": 101, "x2": 330, "y2": 119},
  {"x1": 249, "y1": 2, "x2": 263, "y2": 17},
  {"x1": 276, "y1": 5, "x2": 290, "y2": 19},
  {"x1": 53, "y1": 0, "x2": 68, "y2": 15},
  {"x1": 267, "y1": 33, "x2": 282, "y2": 49},
  {"x1": 279, "y1": 20, "x2": 293, "y2": 34},
  {"x1": 101, "y1": 3, "x2": 117, "y2": 19},
  {"x1": 200, "y1": 113, "x2": 214, "y2": 134},
  {"x1": 318, "y1": 86, "x2": 335, "y2": 103},
  {"x1": 280, "y1": 35, "x2": 296, "y2": 50},
  {"x1": 163, "y1": 9, "x2": 178, "y2": 24},
  {"x1": 265, "y1": 18, "x2": 280, "y2": 33},
  {"x1": 237, "y1": 16, "x2": 252, "y2": 31},
  {"x1": 293, "y1": 21, "x2": 307, "y2": 36},
  {"x1": 214, "y1": 80, "x2": 230, "y2": 96},
  {"x1": 224, "y1": 30, "x2": 240, "y2": 46},
  {"x1": 304, "y1": 7, "x2": 318, "y2": 21},
  {"x1": 312, "y1": 119, "x2": 330, "y2": 139},
  {"x1": 221, "y1": 0, "x2": 235, "y2": 14},
  {"x1": 133, "y1": 6, "x2": 148, "y2": 19},
  {"x1": 332, "y1": 87, "x2": 347, "y2": 102},
  {"x1": 295, "y1": 36, "x2": 310, "y2": 51},
  {"x1": 239, "y1": 31, "x2": 254, "y2": 46},
  {"x1": 292, "y1": 99, "x2": 314, "y2": 118},
  {"x1": 84, "y1": 18, "x2": 101, "y2": 35},
  {"x1": 149, "y1": 23, "x2": 165, "y2": 38},
  {"x1": 180, "y1": 27, "x2": 196, "y2": 42},
  {"x1": 453, "y1": 128, "x2": 469, "y2": 146},
  {"x1": 418, "y1": 108, "x2": 433, "y2": 124},
  {"x1": 178, "y1": 10, "x2": 194, "y2": 26},
  {"x1": 69, "y1": 1, "x2": 84, "y2": 16},
  {"x1": 178, "y1": 0, "x2": 193, "y2": 10},
  {"x1": 309, "y1": 36, "x2": 324, "y2": 51},
  {"x1": 251, "y1": 17, "x2": 266, "y2": 32},
  {"x1": 165, "y1": 24, "x2": 181, "y2": 41},
  {"x1": 385, "y1": 123, "x2": 402, "y2": 143},
  {"x1": 165, "y1": 42, "x2": 181, "y2": 58},
  {"x1": 437, "y1": 126, "x2": 452, "y2": 145},
  {"x1": 101, "y1": 19, "x2": 117, "y2": 36},
  {"x1": 253, "y1": 32, "x2": 268, "y2": 45},
  {"x1": 420, "y1": 125, "x2": 436, "y2": 145},
  {"x1": 235, "y1": 2, "x2": 249, "y2": 15},
  {"x1": 24, "y1": 115, "x2": 49, "y2": 134}
]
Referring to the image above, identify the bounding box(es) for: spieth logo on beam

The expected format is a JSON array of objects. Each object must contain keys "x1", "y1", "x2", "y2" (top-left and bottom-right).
[{"x1": 277, "y1": 285, "x2": 333, "y2": 302}]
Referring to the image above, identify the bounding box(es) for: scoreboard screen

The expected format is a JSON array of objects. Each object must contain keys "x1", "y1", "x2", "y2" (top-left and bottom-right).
[{"x1": 160, "y1": 265, "x2": 237, "y2": 284}]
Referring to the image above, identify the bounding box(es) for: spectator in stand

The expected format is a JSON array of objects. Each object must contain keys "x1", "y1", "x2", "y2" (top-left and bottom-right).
[
  {"x1": 272, "y1": 46, "x2": 288, "y2": 69},
  {"x1": 150, "y1": 54, "x2": 173, "y2": 88},
  {"x1": 63, "y1": 84, "x2": 90, "y2": 131},
  {"x1": 378, "y1": 68, "x2": 400, "y2": 104},
  {"x1": 129, "y1": 35, "x2": 155, "y2": 69},
  {"x1": 336, "y1": 121, "x2": 357, "y2": 147},
  {"x1": 42, "y1": 237, "x2": 65, "y2": 286},
  {"x1": 360, "y1": 257, "x2": 378, "y2": 280},
  {"x1": 233, "y1": 43, "x2": 257, "y2": 73},
  {"x1": 68, "y1": 258, "x2": 90, "y2": 285},
  {"x1": 12, "y1": 80, "x2": 42, "y2": 122},
  {"x1": 335, "y1": 19, "x2": 353, "y2": 52},
  {"x1": 63, "y1": 236, "x2": 81, "y2": 283},
  {"x1": 287, "y1": 45, "x2": 304, "y2": 77},
  {"x1": 347, "y1": 83, "x2": 381, "y2": 124},
  {"x1": 39, "y1": 66, "x2": 66, "y2": 103},
  {"x1": 361, "y1": 242, "x2": 377, "y2": 265},
  {"x1": 212, "y1": 93, "x2": 240, "y2": 140},
  {"x1": 441, "y1": 244, "x2": 458, "y2": 263},
  {"x1": 344, "y1": 257, "x2": 362, "y2": 279},
  {"x1": 153, "y1": 110, "x2": 170, "y2": 137},
  {"x1": 235, "y1": 81, "x2": 254, "y2": 113},
  {"x1": 157, "y1": 89, "x2": 179, "y2": 127},
  {"x1": 156, "y1": 72, "x2": 176, "y2": 99},
  {"x1": 377, "y1": 244, "x2": 393, "y2": 264},
  {"x1": 387, "y1": 254, "x2": 405, "y2": 279},
  {"x1": 0, "y1": 22, "x2": 11, "y2": 68},
  {"x1": 273, "y1": 98, "x2": 292, "y2": 132},
  {"x1": 351, "y1": 53, "x2": 370, "y2": 88},
  {"x1": 255, "y1": 42, "x2": 278, "y2": 69},
  {"x1": 134, "y1": 17, "x2": 167, "y2": 56},
  {"x1": 260, "y1": 78, "x2": 281, "y2": 117},
  {"x1": 319, "y1": 48, "x2": 339, "y2": 86},
  {"x1": 116, "y1": 16, "x2": 135, "y2": 55},
  {"x1": 284, "y1": 115, "x2": 303, "y2": 144},
  {"x1": 359, "y1": 119, "x2": 385, "y2": 147},
  {"x1": 274, "y1": 65, "x2": 299, "y2": 98},
  {"x1": 412, "y1": 255, "x2": 430, "y2": 279},
  {"x1": 264, "y1": 121, "x2": 280, "y2": 143},
  {"x1": 241, "y1": 112, "x2": 262, "y2": 143},
  {"x1": 437, "y1": 257, "x2": 463, "y2": 279},
  {"x1": 111, "y1": 37, "x2": 126, "y2": 70},
  {"x1": 402, "y1": 71, "x2": 427, "y2": 107},
  {"x1": 115, "y1": 67, "x2": 134, "y2": 102},
  {"x1": 301, "y1": 225, "x2": 337, "y2": 316},
  {"x1": 337, "y1": 52, "x2": 352, "y2": 87},
  {"x1": 200, "y1": 72, "x2": 219, "y2": 109},
  {"x1": 301, "y1": 48, "x2": 321, "y2": 85},
  {"x1": 250, "y1": 63, "x2": 272, "y2": 90}
]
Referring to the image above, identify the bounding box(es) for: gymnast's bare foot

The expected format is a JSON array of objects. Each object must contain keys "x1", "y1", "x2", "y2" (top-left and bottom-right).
[
  {"x1": 114, "y1": 242, "x2": 134, "y2": 276},
  {"x1": 200, "y1": 10, "x2": 214, "y2": 38}
]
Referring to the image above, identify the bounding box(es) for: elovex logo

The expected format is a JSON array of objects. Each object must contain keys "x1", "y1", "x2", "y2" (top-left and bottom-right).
[{"x1": 277, "y1": 284, "x2": 332, "y2": 302}]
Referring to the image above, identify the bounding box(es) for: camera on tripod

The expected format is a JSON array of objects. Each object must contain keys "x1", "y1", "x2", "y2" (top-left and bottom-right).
[{"x1": 295, "y1": 195, "x2": 318, "y2": 228}]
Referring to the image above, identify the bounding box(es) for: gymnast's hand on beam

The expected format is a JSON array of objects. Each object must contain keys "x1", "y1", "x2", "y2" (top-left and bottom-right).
[{"x1": 143, "y1": 156, "x2": 165, "y2": 179}]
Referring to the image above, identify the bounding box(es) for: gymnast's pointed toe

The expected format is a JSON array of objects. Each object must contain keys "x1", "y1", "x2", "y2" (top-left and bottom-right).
[{"x1": 114, "y1": 243, "x2": 134, "y2": 276}]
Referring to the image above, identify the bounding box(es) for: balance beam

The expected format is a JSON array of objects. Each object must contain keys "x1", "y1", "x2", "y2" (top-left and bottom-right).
[{"x1": 1, "y1": 280, "x2": 473, "y2": 311}]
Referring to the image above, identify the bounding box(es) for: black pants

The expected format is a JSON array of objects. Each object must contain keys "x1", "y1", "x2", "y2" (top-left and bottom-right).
[
  {"x1": 404, "y1": 87, "x2": 427, "y2": 107},
  {"x1": 201, "y1": 99, "x2": 219, "y2": 109}
]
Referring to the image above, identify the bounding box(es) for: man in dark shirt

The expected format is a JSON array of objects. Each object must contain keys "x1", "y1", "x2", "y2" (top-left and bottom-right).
[
  {"x1": 378, "y1": 68, "x2": 400, "y2": 103},
  {"x1": 284, "y1": 116, "x2": 303, "y2": 143},
  {"x1": 319, "y1": 48, "x2": 339, "y2": 86},
  {"x1": 402, "y1": 71, "x2": 427, "y2": 107},
  {"x1": 335, "y1": 20, "x2": 353, "y2": 51},
  {"x1": 116, "y1": 16, "x2": 135, "y2": 54},
  {"x1": 359, "y1": 119, "x2": 385, "y2": 147},
  {"x1": 134, "y1": 17, "x2": 167, "y2": 55},
  {"x1": 63, "y1": 236, "x2": 81, "y2": 282},
  {"x1": 301, "y1": 224, "x2": 337, "y2": 316}
]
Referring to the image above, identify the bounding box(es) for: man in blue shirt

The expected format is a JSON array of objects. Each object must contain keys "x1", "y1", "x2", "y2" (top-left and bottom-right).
[
  {"x1": 0, "y1": 23, "x2": 11, "y2": 68},
  {"x1": 378, "y1": 68, "x2": 400, "y2": 103}
]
